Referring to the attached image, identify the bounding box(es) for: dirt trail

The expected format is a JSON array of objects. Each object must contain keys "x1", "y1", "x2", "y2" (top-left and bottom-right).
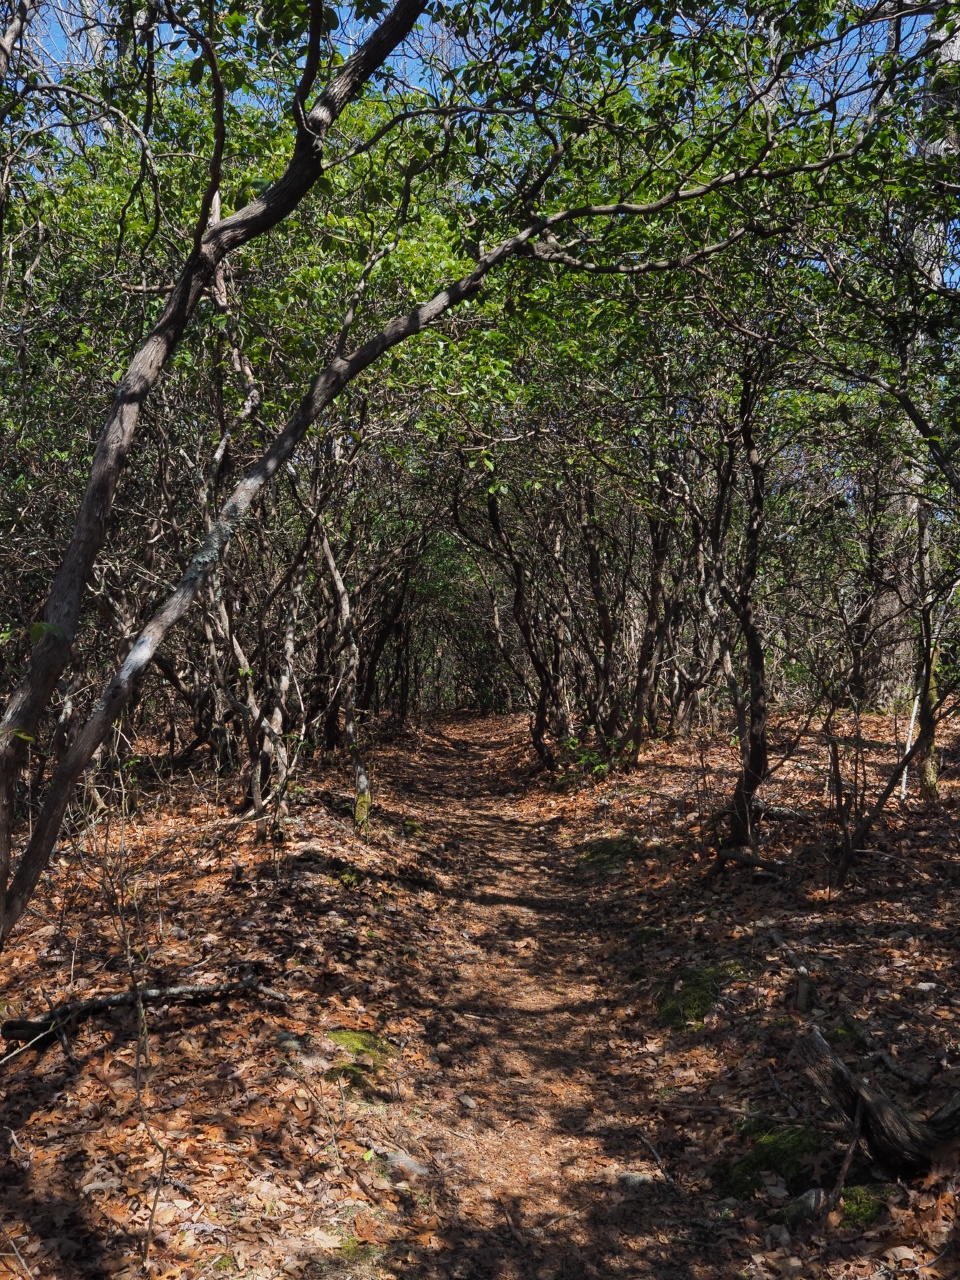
[
  {"x1": 371, "y1": 718, "x2": 702, "y2": 1279},
  {"x1": 0, "y1": 713, "x2": 724, "y2": 1280},
  {"x1": 6, "y1": 713, "x2": 954, "y2": 1278}
]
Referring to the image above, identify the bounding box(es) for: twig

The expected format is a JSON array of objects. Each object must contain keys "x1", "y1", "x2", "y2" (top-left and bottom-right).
[
  {"x1": 0, "y1": 1028, "x2": 60, "y2": 1068},
  {"x1": 542, "y1": 1210, "x2": 580, "y2": 1229},
  {"x1": 142, "y1": 1146, "x2": 168, "y2": 1269},
  {"x1": 637, "y1": 1131, "x2": 677, "y2": 1189},
  {"x1": 823, "y1": 1094, "x2": 864, "y2": 1226},
  {"x1": 753, "y1": 801, "x2": 812, "y2": 823},
  {"x1": 130, "y1": 971, "x2": 172, "y2": 1272},
  {"x1": 282, "y1": 1053, "x2": 344, "y2": 1172},
  {"x1": 770, "y1": 929, "x2": 814, "y2": 1012},
  {"x1": 656, "y1": 1100, "x2": 773, "y2": 1118},
  {"x1": 882, "y1": 1242, "x2": 955, "y2": 1275},
  {"x1": 497, "y1": 1198, "x2": 529, "y2": 1244},
  {"x1": 656, "y1": 1100, "x2": 847, "y2": 1132},
  {"x1": 6, "y1": 1129, "x2": 27, "y2": 1155},
  {"x1": 42, "y1": 986, "x2": 77, "y2": 1066},
  {"x1": 766, "y1": 1065, "x2": 816, "y2": 1121},
  {"x1": 0, "y1": 1218, "x2": 31, "y2": 1278}
]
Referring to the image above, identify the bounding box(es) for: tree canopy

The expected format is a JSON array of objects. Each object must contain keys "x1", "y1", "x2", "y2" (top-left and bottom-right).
[{"x1": 1, "y1": 0, "x2": 960, "y2": 930}]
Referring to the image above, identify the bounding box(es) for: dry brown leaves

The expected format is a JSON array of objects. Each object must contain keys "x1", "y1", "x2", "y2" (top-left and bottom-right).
[{"x1": 0, "y1": 713, "x2": 957, "y2": 1278}]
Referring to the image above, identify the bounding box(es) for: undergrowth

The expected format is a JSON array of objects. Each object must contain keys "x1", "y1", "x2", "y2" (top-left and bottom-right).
[{"x1": 713, "y1": 1127, "x2": 823, "y2": 1198}]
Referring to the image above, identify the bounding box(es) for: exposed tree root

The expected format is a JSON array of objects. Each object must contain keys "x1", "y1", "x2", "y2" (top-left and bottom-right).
[
  {"x1": 706, "y1": 845, "x2": 784, "y2": 879},
  {"x1": 703, "y1": 799, "x2": 813, "y2": 835},
  {"x1": 880, "y1": 1048, "x2": 940, "y2": 1091}
]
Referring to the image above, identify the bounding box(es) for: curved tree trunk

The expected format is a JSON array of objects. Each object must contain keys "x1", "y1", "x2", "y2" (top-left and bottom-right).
[{"x1": 0, "y1": 0, "x2": 428, "y2": 910}]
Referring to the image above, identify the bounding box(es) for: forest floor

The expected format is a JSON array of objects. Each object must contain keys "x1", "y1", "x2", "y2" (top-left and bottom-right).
[{"x1": 1, "y1": 714, "x2": 959, "y2": 1279}]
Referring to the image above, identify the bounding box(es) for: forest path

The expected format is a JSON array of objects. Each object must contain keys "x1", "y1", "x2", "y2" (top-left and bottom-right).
[
  {"x1": 0, "y1": 714, "x2": 723, "y2": 1280},
  {"x1": 368, "y1": 716, "x2": 692, "y2": 1279},
  {"x1": 14, "y1": 715, "x2": 947, "y2": 1279}
]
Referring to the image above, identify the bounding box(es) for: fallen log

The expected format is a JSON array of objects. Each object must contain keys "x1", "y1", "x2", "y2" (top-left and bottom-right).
[
  {"x1": 800, "y1": 1027, "x2": 960, "y2": 1177},
  {"x1": 1, "y1": 976, "x2": 289, "y2": 1052}
]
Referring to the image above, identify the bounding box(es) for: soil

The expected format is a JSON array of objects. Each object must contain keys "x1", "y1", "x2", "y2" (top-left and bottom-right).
[{"x1": 0, "y1": 714, "x2": 958, "y2": 1278}]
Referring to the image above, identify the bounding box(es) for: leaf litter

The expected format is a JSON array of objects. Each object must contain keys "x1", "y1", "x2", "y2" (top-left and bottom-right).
[{"x1": 0, "y1": 713, "x2": 958, "y2": 1277}]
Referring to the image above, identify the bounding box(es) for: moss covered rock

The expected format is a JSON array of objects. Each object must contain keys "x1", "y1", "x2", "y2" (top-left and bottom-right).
[
  {"x1": 580, "y1": 833, "x2": 641, "y2": 866},
  {"x1": 354, "y1": 791, "x2": 372, "y2": 827},
  {"x1": 323, "y1": 856, "x2": 367, "y2": 888},
  {"x1": 328, "y1": 1029, "x2": 393, "y2": 1063}
]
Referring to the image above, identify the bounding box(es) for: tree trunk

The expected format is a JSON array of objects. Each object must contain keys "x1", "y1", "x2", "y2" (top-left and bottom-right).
[
  {"x1": 0, "y1": 0, "x2": 37, "y2": 81},
  {"x1": 624, "y1": 514, "x2": 669, "y2": 760},
  {"x1": 0, "y1": 181, "x2": 564, "y2": 944},
  {"x1": 486, "y1": 491, "x2": 557, "y2": 768},
  {"x1": 321, "y1": 529, "x2": 371, "y2": 827},
  {"x1": 0, "y1": 0, "x2": 428, "y2": 911},
  {"x1": 800, "y1": 1027, "x2": 960, "y2": 1177},
  {"x1": 729, "y1": 613, "x2": 768, "y2": 847},
  {"x1": 915, "y1": 505, "x2": 940, "y2": 803},
  {"x1": 917, "y1": 656, "x2": 939, "y2": 804},
  {"x1": 719, "y1": 364, "x2": 770, "y2": 850}
]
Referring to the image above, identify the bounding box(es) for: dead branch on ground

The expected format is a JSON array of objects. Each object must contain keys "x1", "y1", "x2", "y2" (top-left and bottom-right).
[{"x1": 1, "y1": 975, "x2": 289, "y2": 1053}]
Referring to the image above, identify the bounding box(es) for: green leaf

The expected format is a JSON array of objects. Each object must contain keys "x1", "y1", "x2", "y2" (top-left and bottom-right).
[{"x1": 29, "y1": 621, "x2": 65, "y2": 645}]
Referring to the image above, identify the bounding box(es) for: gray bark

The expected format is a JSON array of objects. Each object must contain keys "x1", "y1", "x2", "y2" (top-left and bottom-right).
[
  {"x1": 321, "y1": 529, "x2": 370, "y2": 826},
  {"x1": 0, "y1": 219, "x2": 546, "y2": 942},
  {"x1": 0, "y1": 0, "x2": 36, "y2": 82},
  {"x1": 801, "y1": 1027, "x2": 960, "y2": 1177},
  {"x1": 0, "y1": 0, "x2": 428, "y2": 905}
]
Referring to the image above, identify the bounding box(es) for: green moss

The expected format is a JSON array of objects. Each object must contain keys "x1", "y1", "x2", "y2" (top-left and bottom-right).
[
  {"x1": 354, "y1": 792, "x2": 372, "y2": 828},
  {"x1": 826, "y1": 1022, "x2": 869, "y2": 1050},
  {"x1": 340, "y1": 1235, "x2": 378, "y2": 1263},
  {"x1": 841, "y1": 1183, "x2": 896, "y2": 1226},
  {"x1": 323, "y1": 856, "x2": 367, "y2": 888},
  {"x1": 323, "y1": 1062, "x2": 370, "y2": 1088},
  {"x1": 402, "y1": 819, "x2": 423, "y2": 836},
  {"x1": 580, "y1": 833, "x2": 641, "y2": 866},
  {"x1": 713, "y1": 1127, "x2": 821, "y2": 1198},
  {"x1": 655, "y1": 961, "x2": 745, "y2": 1028},
  {"x1": 716, "y1": 1126, "x2": 819, "y2": 1192},
  {"x1": 325, "y1": 1030, "x2": 395, "y2": 1089},
  {"x1": 737, "y1": 1112, "x2": 778, "y2": 1138},
  {"x1": 328, "y1": 1029, "x2": 394, "y2": 1062}
]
